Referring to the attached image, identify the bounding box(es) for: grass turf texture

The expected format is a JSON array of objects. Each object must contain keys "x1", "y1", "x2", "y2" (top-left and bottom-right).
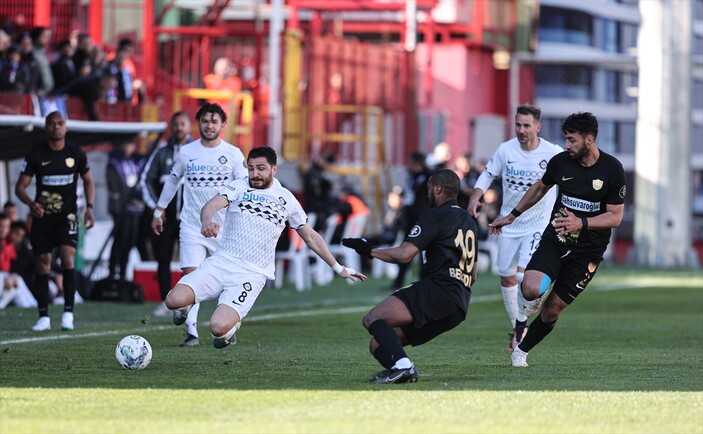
[{"x1": 1, "y1": 267, "x2": 701, "y2": 433}]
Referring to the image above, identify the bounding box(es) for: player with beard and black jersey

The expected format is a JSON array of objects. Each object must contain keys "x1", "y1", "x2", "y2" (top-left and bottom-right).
[
  {"x1": 343, "y1": 169, "x2": 479, "y2": 384},
  {"x1": 15, "y1": 111, "x2": 95, "y2": 332},
  {"x1": 490, "y1": 112, "x2": 626, "y2": 367}
]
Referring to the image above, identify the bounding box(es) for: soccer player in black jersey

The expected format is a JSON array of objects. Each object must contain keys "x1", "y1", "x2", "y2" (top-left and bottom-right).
[
  {"x1": 15, "y1": 111, "x2": 95, "y2": 332},
  {"x1": 490, "y1": 112, "x2": 626, "y2": 367},
  {"x1": 343, "y1": 169, "x2": 478, "y2": 383}
]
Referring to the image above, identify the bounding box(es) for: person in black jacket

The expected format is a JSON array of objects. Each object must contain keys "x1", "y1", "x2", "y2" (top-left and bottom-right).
[
  {"x1": 139, "y1": 111, "x2": 192, "y2": 317},
  {"x1": 106, "y1": 139, "x2": 144, "y2": 282}
]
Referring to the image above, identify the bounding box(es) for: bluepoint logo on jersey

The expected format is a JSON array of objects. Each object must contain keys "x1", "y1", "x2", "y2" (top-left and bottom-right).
[
  {"x1": 561, "y1": 194, "x2": 601, "y2": 213},
  {"x1": 505, "y1": 165, "x2": 543, "y2": 178},
  {"x1": 186, "y1": 163, "x2": 230, "y2": 172},
  {"x1": 243, "y1": 192, "x2": 266, "y2": 202}
]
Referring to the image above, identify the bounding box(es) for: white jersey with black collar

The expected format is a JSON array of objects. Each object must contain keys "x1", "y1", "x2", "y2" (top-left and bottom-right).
[
  {"x1": 474, "y1": 137, "x2": 563, "y2": 237},
  {"x1": 216, "y1": 178, "x2": 308, "y2": 279},
  {"x1": 156, "y1": 139, "x2": 247, "y2": 233}
]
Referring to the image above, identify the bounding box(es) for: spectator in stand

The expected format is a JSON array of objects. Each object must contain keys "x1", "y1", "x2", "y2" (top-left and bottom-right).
[
  {"x1": 453, "y1": 152, "x2": 481, "y2": 209},
  {"x1": 303, "y1": 152, "x2": 337, "y2": 228},
  {"x1": 106, "y1": 47, "x2": 134, "y2": 103},
  {"x1": 72, "y1": 33, "x2": 93, "y2": 77},
  {"x1": 203, "y1": 57, "x2": 242, "y2": 116},
  {"x1": 9, "y1": 220, "x2": 34, "y2": 292},
  {"x1": 3, "y1": 201, "x2": 20, "y2": 223},
  {"x1": 55, "y1": 71, "x2": 117, "y2": 121},
  {"x1": 106, "y1": 139, "x2": 144, "y2": 282},
  {"x1": 0, "y1": 45, "x2": 31, "y2": 92},
  {"x1": 426, "y1": 142, "x2": 452, "y2": 172},
  {"x1": 0, "y1": 213, "x2": 37, "y2": 309},
  {"x1": 30, "y1": 27, "x2": 54, "y2": 95},
  {"x1": 0, "y1": 29, "x2": 10, "y2": 69},
  {"x1": 16, "y1": 33, "x2": 39, "y2": 93},
  {"x1": 51, "y1": 39, "x2": 77, "y2": 90}
]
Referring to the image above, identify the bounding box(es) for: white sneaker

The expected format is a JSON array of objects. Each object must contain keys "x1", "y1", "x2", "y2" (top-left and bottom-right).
[
  {"x1": 511, "y1": 347, "x2": 529, "y2": 367},
  {"x1": 524, "y1": 294, "x2": 545, "y2": 318},
  {"x1": 32, "y1": 316, "x2": 51, "y2": 331},
  {"x1": 61, "y1": 312, "x2": 74, "y2": 331},
  {"x1": 152, "y1": 301, "x2": 170, "y2": 317}
]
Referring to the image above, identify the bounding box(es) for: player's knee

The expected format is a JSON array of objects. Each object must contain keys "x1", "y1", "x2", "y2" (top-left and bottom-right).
[
  {"x1": 209, "y1": 316, "x2": 235, "y2": 338},
  {"x1": 362, "y1": 314, "x2": 377, "y2": 331},
  {"x1": 368, "y1": 338, "x2": 379, "y2": 354}
]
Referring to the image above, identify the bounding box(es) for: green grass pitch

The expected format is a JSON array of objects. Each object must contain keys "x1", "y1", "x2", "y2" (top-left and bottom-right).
[{"x1": 1, "y1": 267, "x2": 701, "y2": 433}]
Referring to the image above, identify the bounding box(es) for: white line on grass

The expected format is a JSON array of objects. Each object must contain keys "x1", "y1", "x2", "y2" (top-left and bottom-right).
[{"x1": 3, "y1": 276, "x2": 699, "y2": 346}]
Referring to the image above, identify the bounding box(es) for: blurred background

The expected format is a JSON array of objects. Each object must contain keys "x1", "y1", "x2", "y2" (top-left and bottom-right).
[{"x1": 0, "y1": 0, "x2": 700, "y2": 291}]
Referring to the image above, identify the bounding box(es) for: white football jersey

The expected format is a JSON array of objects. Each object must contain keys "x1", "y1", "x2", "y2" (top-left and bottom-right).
[
  {"x1": 157, "y1": 139, "x2": 247, "y2": 233},
  {"x1": 216, "y1": 178, "x2": 308, "y2": 279},
  {"x1": 474, "y1": 137, "x2": 562, "y2": 237}
]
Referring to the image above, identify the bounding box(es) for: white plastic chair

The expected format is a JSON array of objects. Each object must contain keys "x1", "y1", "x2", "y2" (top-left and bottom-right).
[
  {"x1": 274, "y1": 214, "x2": 317, "y2": 291},
  {"x1": 326, "y1": 213, "x2": 369, "y2": 284},
  {"x1": 310, "y1": 213, "x2": 340, "y2": 285}
]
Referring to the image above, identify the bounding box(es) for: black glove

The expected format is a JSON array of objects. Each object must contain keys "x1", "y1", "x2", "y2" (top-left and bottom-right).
[{"x1": 342, "y1": 237, "x2": 375, "y2": 259}]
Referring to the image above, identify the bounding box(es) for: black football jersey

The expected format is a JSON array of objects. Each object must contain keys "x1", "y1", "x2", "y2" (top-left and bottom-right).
[
  {"x1": 20, "y1": 142, "x2": 90, "y2": 216},
  {"x1": 405, "y1": 199, "x2": 478, "y2": 290},
  {"x1": 541, "y1": 150, "x2": 626, "y2": 249}
]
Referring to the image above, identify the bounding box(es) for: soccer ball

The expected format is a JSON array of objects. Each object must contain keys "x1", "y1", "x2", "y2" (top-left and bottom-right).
[{"x1": 115, "y1": 335, "x2": 152, "y2": 370}]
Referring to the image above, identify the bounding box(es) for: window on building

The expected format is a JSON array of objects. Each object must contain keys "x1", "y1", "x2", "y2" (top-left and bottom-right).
[
  {"x1": 620, "y1": 23, "x2": 638, "y2": 54},
  {"x1": 599, "y1": 121, "x2": 617, "y2": 153},
  {"x1": 536, "y1": 65, "x2": 593, "y2": 99},
  {"x1": 693, "y1": 80, "x2": 703, "y2": 109},
  {"x1": 694, "y1": 35, "x2": 703, "y2": 57},
  {"x1": 693, "y1": 125, "x2": 703, "y2": 155},
  {"x1": 617, "y1": 121, "x2": 636, "y2": 153},
  {"x1": 540, "y1": 117, "x2": 565, "y2": 146},
  {"x1": 603, "y1": 70, "x2": 620, "y2": 103},
  {"x1": 600, "y1": 20, "x2": 620, "y2": 53},
  {"x1": 694, "y1": 0, "x2": 703, "y2": 21},
  {"x1": 539, "y1": 7, "x2": 593, "y2": 46}
]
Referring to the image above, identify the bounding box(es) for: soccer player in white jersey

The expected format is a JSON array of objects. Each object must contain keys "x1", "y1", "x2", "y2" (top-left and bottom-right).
[
  {"x1": 165, "y1": 147, "x2": 366, "y2": 349},
  {"x1": 151, "y1": 103, "x2": 247, "y2": 346},
  {"x1": 468, "y1": 104, "x2": 562, "y2": 352}
]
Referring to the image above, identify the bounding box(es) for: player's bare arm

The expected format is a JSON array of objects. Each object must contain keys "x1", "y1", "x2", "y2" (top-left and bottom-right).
[
  {"x1": 199, "y1": 194, "x2": 229, "y2": 238},
  {"x1": 489, "y1": 179, "x2": 552, "y2": 235},
  {"x1": 467, "y1": 187, "x2": 485, "y2": 217},
  {"x1": 297, "y1": 224, "x2": 367, "y2": 282},
  {"x1": 15, "y1": 174, "x2": 45, "y2": 218},
  {"x1": 553, "y1": 203, "x2": 624, "y2": 236},
  {"x1": 371, "y1": 241, "x2": 420, "y2": 264},
  {"x1": 81, "y1": 170, "x2": 95, "y2": 229}
]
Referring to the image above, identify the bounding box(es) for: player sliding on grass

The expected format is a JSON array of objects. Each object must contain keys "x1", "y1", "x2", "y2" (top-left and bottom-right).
[
  {"x1": 343, "y1": 169, "x2": 478, "y2": 384},
  {"x1": 165, "y1": 146, "x2": 365, "y2": 349},
  {"x1": 489, "y1": 112, "x2": 625, "y2": 367}
]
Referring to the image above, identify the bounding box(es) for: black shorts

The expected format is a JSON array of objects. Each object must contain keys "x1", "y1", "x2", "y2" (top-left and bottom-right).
[
  {"x1": 526, "y1": 237, "x2": 604, "y2": 304},
  {"x1": 393, "y1": 279, "x2": 469, "y2": 346},
  {"x1": 30, "y1": 213, "x2": 79, "y2": 254}
]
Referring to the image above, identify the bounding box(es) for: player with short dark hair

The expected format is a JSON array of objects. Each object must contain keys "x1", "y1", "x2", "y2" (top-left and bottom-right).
[
  {"x1": 165, "y1": 147, "x2": 365, "y2": 349},
  {"x1": 343, "y1": 169, "x2": 479, "y2": 383},
  {"x1": 151, "y1": 103, "x2": 246, "y2": 347},
  {"x1": 15, "y1": 111, "x2": 95, "y2": 331},
  {"x1": 490, "y1": 112, "x2": 626, "y2": 367},
  {"x1": 468, "y1": 104, "x2": 562, "y2": 352}
]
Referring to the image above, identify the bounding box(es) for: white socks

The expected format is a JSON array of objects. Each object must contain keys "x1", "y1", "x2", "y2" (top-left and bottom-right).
[
  {"x1": 501, "y1": 285, "x2": 519, "y2": 327},
  {"x1": 185, "y1": 302, "x2": 200, "y2": 337},
  {"x1": 393, "y1": 357, "x2": 413, "y2": 370}
]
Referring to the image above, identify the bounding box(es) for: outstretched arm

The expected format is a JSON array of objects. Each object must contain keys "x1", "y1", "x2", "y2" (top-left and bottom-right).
[
  {"x1": 370, "y1": 241, "x2": 420, "y2": 264},
  {"x1": 297, "y1": 224, "x2": 366, "y2": 282}
]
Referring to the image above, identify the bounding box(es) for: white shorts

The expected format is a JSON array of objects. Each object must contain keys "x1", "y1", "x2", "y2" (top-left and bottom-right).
[
  {"x1": 496, "y1": 232, "x2": 543, "y2": 277},
  {"x1": 179, "y1": 226, "x2": 219, "y2": 269},
  {"x1": 177, "y1": 254, "x2": 267, "y2": 320}
]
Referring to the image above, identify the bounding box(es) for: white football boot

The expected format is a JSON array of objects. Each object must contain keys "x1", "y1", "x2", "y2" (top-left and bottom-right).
[{"x1": 31, "y1": 316, "x2": 51, "y2": 331}]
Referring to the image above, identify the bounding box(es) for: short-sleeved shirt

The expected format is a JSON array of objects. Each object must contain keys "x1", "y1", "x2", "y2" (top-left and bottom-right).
[
  {"x1": 541, "y1": 150, "x2": 626, "y2": 250},
  {"x1": 473, "y1": 137, "x2": 563, "y2": 237},
  {"x1": 215, "y1": 178, "x2": 308, "y2": 279},
  {"x1": 20, "y1": 142, "x2": 89, "y2": 216},
  {"x1": 157, "y1": 139, "x2": 247, "y2": 234},
  {"x1": 405, "y1": 199, "x2": 478, "y2": 311}
]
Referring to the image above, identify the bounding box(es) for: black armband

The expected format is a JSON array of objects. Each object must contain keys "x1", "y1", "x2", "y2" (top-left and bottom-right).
[
  {"x1": 510, "y1": 208, "x2": 522, "y2": 218},
  {"x1": 581, "y1": 217, "x2": 588, "y2": 230}
]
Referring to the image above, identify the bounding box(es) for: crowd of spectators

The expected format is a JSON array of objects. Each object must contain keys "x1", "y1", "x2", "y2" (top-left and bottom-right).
[{"x1": 0, "y1": 27, "x2": 144, "y2": 120}]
